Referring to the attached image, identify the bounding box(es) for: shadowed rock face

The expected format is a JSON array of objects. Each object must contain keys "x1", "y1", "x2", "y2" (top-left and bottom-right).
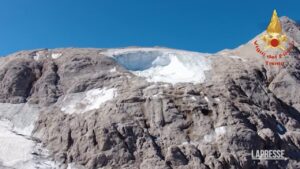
[{"x1": 0, "y1": 18, "x2": 300, "y2": 169}]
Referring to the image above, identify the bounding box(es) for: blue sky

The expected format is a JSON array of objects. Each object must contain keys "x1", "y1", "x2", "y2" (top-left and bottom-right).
[{"x1": 0, "y1": 0, "x2": 299, "y2": 56}]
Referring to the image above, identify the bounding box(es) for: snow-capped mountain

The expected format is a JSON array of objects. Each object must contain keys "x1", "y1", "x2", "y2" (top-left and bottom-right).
[{"x1": 0, "y1": 17, "x2": 300, "y2": 169}]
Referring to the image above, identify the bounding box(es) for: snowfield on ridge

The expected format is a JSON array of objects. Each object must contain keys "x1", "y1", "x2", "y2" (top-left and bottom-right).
[{"x1": 103, "y1": 48, "x2": 212, "y2": 84}]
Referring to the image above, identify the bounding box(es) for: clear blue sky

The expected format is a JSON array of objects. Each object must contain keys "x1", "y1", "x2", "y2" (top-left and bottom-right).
[{"x1": 0, "y1": 0, "x2": 299, "y2": 56}]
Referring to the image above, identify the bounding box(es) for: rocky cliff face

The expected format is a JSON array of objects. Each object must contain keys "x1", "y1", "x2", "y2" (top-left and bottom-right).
[{"x1": 0, "y1": 17, "x2": 299, "y2": 169}]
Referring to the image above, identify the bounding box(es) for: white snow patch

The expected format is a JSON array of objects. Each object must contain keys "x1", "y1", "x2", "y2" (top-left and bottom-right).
[
  {"x1": 204, "y1": 96, "x2": 209, "y2": 102},
  {"x1": 152, "y1": 94, "x2": 159, "y2": 98},
  {"x1": 51, "y1": 53, "x2": 62, "y2": 59},
  {"x1": 109, "y1": 67, "x2": 117, "y2": 72},
  {"x1": 180, "y1": 141, "x2": 198, "y2": 146},
  {"x1": 203, "y1": 126, "x2": 227, "y2": 143},
  {"x1": 33, "y1": 53, "x2": 43, "y2": 61},
  {"x1": 214, "y1": 98, "x2": 221, "y2": 102},
  {"x1": 61, "y1": 88, "x2": 117, "y2": 114},
  {"x1": 33, "y1": 52, "x2": 62, "y2": 60},
  {"x1": 191, "y1": 96, "x2": 197, "y2": 101},
  {"x1": 104, "y1": 48, "x2": 211, "y2": 84},
  {"x1": 204, "y1": 133, "x2": 215, "y2": 143},
  {"x1": 215, "y1": 126, "x2": 226, "y2": 136},
  {"x1": 181, "y1": 142, "x2": 189, "y2": 145},
  {"x1": 228, "y1": 55, "x2": 242, "y2": 59},
  {"x1": 13, "y1": 124, "x2": 34, "y2": 136},
  {"x1": 67, "y1": 163, "x2": 79, "y2": 169},
  {"x1": 0, "y1": 103, "x2": 39, "y2": 137},
  {"x1": 0, "y1": 104, "x2": 59, "y2": 168},
  {"x1": 0, "y1": 120, "x2": 34, "y2": 167},
  {"x1": 162, "y1": 84, "x2": 171, "y2": 88}
]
